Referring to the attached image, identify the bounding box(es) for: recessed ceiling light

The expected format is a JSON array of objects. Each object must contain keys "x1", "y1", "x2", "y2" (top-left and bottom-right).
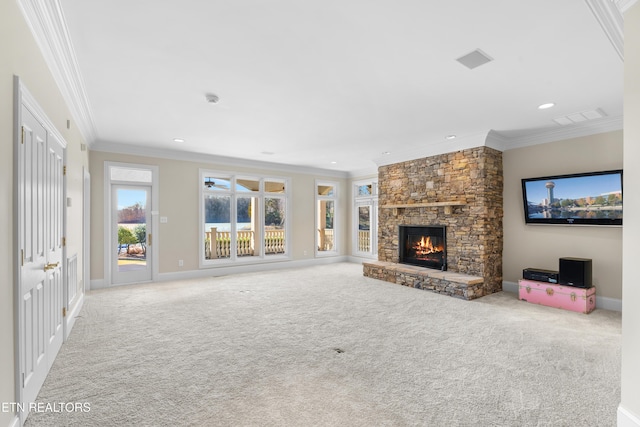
[
  {"x1": 261, "y1": 151, "x2": 275, "y2": 155},
  {"x1": 173, "y1": 138, "x2": 185, "y2": 143},
  {"x1": 330, "y1": 161, "x2": 338, "y2": 164},
  {"x1": 445, "y1": 135, "x2": 457, "y2": 140},
  {"x1": 538, "y1": 102, "x2": 555, "y2": 110},
  {"x1": 382, "y1": 151, "x2": 391, "y2": 155}
]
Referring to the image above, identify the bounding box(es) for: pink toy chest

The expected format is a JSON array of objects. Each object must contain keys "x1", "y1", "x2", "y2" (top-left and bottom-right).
[{"x1": 518, "y1": 279, "x2": 596, "y2": 314}]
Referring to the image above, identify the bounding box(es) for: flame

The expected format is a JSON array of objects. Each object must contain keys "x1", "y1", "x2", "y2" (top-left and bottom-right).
[{"x1": 413, "y1": 236, "x2": 443, "y2": 255}]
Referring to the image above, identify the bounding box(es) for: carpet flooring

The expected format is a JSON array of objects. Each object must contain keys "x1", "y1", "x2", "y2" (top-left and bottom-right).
[{"x1": 25, "y1": 262, "x2": 621, "y2": 426}]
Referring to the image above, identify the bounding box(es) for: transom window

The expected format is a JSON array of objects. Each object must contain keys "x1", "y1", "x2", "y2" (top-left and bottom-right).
[{"x1": 200, "y1": 170, "x2": 289, "y2": 266}]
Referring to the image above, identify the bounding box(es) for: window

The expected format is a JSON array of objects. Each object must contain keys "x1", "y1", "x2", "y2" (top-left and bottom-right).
[
  {"x1": 353, "y1": 179, "x2": 378, "y2": 258},
  {"x1": 264, "y1": 180, "x2": 287, "y2": 257},
  {"x1": 200, "y1": 170, "x2": 289, "y2": 266},
  {"x1": 316, "y1": 181, "x2": 339, "y2": 255}
]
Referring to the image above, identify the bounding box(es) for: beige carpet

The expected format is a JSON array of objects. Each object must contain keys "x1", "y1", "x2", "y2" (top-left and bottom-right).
[{"x1": 25, "y1": 262, "x2": 621, "y2": 426}]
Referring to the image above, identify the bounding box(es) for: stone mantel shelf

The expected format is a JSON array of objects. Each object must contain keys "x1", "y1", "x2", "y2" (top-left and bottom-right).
[{"x1": 381, "y1": 202, "x2": 466, "y2": 215}]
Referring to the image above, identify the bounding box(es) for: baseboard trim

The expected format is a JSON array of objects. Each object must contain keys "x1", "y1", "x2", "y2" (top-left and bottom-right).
[
  {"x1": 90, "y1": 257, "x2": 352, "y2": 289},
  {"x1": 65, "y1": 292, "x2": 84, "y2": 339},
  {"x1": 618, "y1": 404, "x2": 640, "y2": 427},
  {"x1": 347, "y1": 255, "x2": 377, "y2": 264},
  {"x1": 502, "y1": 280, "x2": 622, "y2": 312},
  {"x1": 158, "y1": 256, "x2": 350, "y2": 282},
  {"x1": 8, "y1": 414, "x2": 20, "y2": 427},
  {"x1": 502, "y1": 280, "x2": 519, "y2": 294},
  {"x1": 598, "y1": 295, "x2": 623, "y2": 312},
  {"x1": 89, "y1": 278, "x2": 105, "y2": 290}
]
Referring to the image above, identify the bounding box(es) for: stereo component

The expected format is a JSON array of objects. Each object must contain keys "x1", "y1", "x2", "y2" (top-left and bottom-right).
[
  {"x1": 523, "y1": 268, "x2": 559, "y2": 283},
  {"x1": 559, "y1": 257, "x2": 592, "y2": 288}
]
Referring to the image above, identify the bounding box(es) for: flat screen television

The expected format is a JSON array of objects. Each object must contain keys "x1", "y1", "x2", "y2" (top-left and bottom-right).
[{"x1": 521, "y1": 169, "x2": 623, "y2": 226}]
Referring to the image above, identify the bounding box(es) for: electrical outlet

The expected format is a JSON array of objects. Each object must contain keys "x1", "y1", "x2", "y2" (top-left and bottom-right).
[
  {"x1": 178, "y1": 260, "x2": 184, "y2": 267},
  {"x1": 303, "y1": 250, "x2": 307, "y2": 256}
]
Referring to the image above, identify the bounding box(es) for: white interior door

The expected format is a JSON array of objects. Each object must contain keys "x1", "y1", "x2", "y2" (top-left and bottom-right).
[
  {"x1": 112, "y1": 185, "x2": 152, "y2": 284},
  {"x1": 45, "y1": 131, "x2": 65, "y2": 367},
  {"x1": 83, "y1": 168, "x2": 91, "y2": 292},
  {"x1": 19, "y1": 105, "x2": 65, "y2": 405}
]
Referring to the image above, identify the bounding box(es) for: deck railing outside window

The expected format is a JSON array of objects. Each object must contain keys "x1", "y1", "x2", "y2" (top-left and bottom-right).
[
  {"x1": 205, "y1": 228, "x2": 285, "y2": 259},
  {"x1": 318, "y1": 228, "x2": 335, "y2": 251},
  {"x1": 358, "y1": 230, "x2": 371, "y2": 252}
]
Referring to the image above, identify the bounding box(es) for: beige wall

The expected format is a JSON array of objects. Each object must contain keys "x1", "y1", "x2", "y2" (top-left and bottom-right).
[
  {"x1": 0, "y1": 1, "x2": 89, "y2": 425},
  {"x1": 89, "y1": 150, "x2": 348, "y2": 282},
  {"x1": 621, "y1": 2, "x2": 640, "y2": 423},
  {"x1": 503, "y1": 131, "x2": 623, "y2": 300}
]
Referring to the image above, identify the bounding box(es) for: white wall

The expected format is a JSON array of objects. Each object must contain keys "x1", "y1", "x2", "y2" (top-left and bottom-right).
[
  {"x1": 502, "y1": 132, "x2": 623, "y2": 300},
  {"x1": 0, "y1": 1, "x2": 88, "y2": 425},
  {"x1": 620, "y1": 2, "x2": 640, "y2": 425}
]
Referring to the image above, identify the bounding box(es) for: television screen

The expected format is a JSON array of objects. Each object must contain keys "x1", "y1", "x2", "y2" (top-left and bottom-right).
[{"x1": 521, "y1": 169, "x2": 623, "y2": 226}]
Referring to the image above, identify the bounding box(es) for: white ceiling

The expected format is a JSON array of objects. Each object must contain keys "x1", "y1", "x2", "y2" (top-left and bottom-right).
[{"x1": 39, "y1": 1, "x2": 627, "y2": 174}]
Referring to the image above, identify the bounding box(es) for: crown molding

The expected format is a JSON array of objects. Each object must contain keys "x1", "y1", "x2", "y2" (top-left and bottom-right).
[
  {"x1": 617, "y1": 0, "x2": 639, "y2": 13},
  {"x1": 347, "y1": 162, "x2": 378, "y2": 179},
  {"x1": 499, "y1": 115, "x2": 623, "y2": 150},
  {"x1": 90, "y1": 141, "x2": 349, "y2": 179},
  {"x1": 485, "y1": 130, "x2": 510, "y2": 152},
  {"x1": 16, "y1": 76, "x2": 67, "y2": 149},
  {"x1": 372, "y1": 131, "x2": 493, "y2": 167},
  {"x1": 585, "y1": 0, "x2": 624, "y2": 61},
  {"x1": 16, "y1": 0, "x2": 627, "y2": 174},
  {"x1": 347, "y1": 167, "x2": 379, "y2": 179},
  {"x1": 93, "y1": 118, "x2": 622, "y2": 176},
  {"x1": 16, "y1": 0, "x2": 97, "y2": 144},
  {"x1": 369, "y1": 117, "x2": 622, "y2": 168}
]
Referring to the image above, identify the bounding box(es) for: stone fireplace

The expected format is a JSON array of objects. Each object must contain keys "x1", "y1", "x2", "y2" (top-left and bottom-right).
[{"x1": 363, "y1": 146, "x2": 503, "y2": 300}]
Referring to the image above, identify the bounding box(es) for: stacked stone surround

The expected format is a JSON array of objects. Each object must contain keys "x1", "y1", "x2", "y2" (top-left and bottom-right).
[{"x1": 365, "y1": 146, "x2": 503, "y2": 299}]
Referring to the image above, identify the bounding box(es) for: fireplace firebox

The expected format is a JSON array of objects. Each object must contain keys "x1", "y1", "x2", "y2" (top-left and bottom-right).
[{"x1": 399, "y1": 225, "x2": 447, "y2": 270}]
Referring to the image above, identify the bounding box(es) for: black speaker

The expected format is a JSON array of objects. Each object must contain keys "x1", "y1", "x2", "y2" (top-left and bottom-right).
[{"x1": 559, "y1": 257, "x2": 592, "y2": 288}]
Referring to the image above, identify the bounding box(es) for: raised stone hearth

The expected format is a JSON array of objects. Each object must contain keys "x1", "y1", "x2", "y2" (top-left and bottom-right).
[
  {"x1": 364, "y1": 146, "x2": 503, "y2": 300},
  {"x1": 363, "y1": 261, "x2": 484, "y2": 300}
]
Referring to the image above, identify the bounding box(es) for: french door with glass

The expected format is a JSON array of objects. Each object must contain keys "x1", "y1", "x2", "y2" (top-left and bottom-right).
[{"x1": 111, "y1": 185, "x2": 152, "y2": 284}]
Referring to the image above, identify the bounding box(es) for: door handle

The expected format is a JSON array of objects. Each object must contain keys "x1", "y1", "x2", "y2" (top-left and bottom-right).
[
  {"x1": 148, "y1": 234, "x2": 152, "y2": 246},
  {"x1": 44, "y1": 262, "x2": 59, "y2": 271}
]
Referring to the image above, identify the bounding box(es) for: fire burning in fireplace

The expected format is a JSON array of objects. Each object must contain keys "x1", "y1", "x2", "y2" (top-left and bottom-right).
[
  {"x1": 412, "y1": 236, "x2": 444, "y2": 258},
  {"x1": 399, "y1": 225, "x2": 447, "y2": 270}
]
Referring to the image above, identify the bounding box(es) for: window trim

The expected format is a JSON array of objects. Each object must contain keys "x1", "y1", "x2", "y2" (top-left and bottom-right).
[
  {"x1": 199, "y1": 169, "x2": 291, "y2": 268},
  {"x1": 352, "y1": 178, "x2": 378, "y2": 258},
  {"x1": 315, "y1": 179, "x2": 339, "y2": 257}
]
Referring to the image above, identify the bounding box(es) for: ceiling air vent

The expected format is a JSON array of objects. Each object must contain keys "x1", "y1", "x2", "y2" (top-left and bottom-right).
[
  {"x1": 553, "y1": 109, "x2": 607, "y2": 125},
  {"x1": 456, "y1": 49, "x2": 493, "y2": 69}
]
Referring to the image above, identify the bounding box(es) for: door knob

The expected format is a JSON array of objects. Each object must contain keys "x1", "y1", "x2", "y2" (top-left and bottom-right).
[{"x1": 44, "y1": 262, "x2": 59, "y2": 271}]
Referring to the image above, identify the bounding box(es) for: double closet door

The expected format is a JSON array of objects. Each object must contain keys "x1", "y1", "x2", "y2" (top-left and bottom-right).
[{"x1": 19, "y1": 104, "x2": 65, "y2": 405}]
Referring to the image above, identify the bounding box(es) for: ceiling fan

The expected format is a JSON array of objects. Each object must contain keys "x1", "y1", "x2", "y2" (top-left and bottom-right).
[{"x1": 204, "y1": 177, "x2": 229, "y2": 189}]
